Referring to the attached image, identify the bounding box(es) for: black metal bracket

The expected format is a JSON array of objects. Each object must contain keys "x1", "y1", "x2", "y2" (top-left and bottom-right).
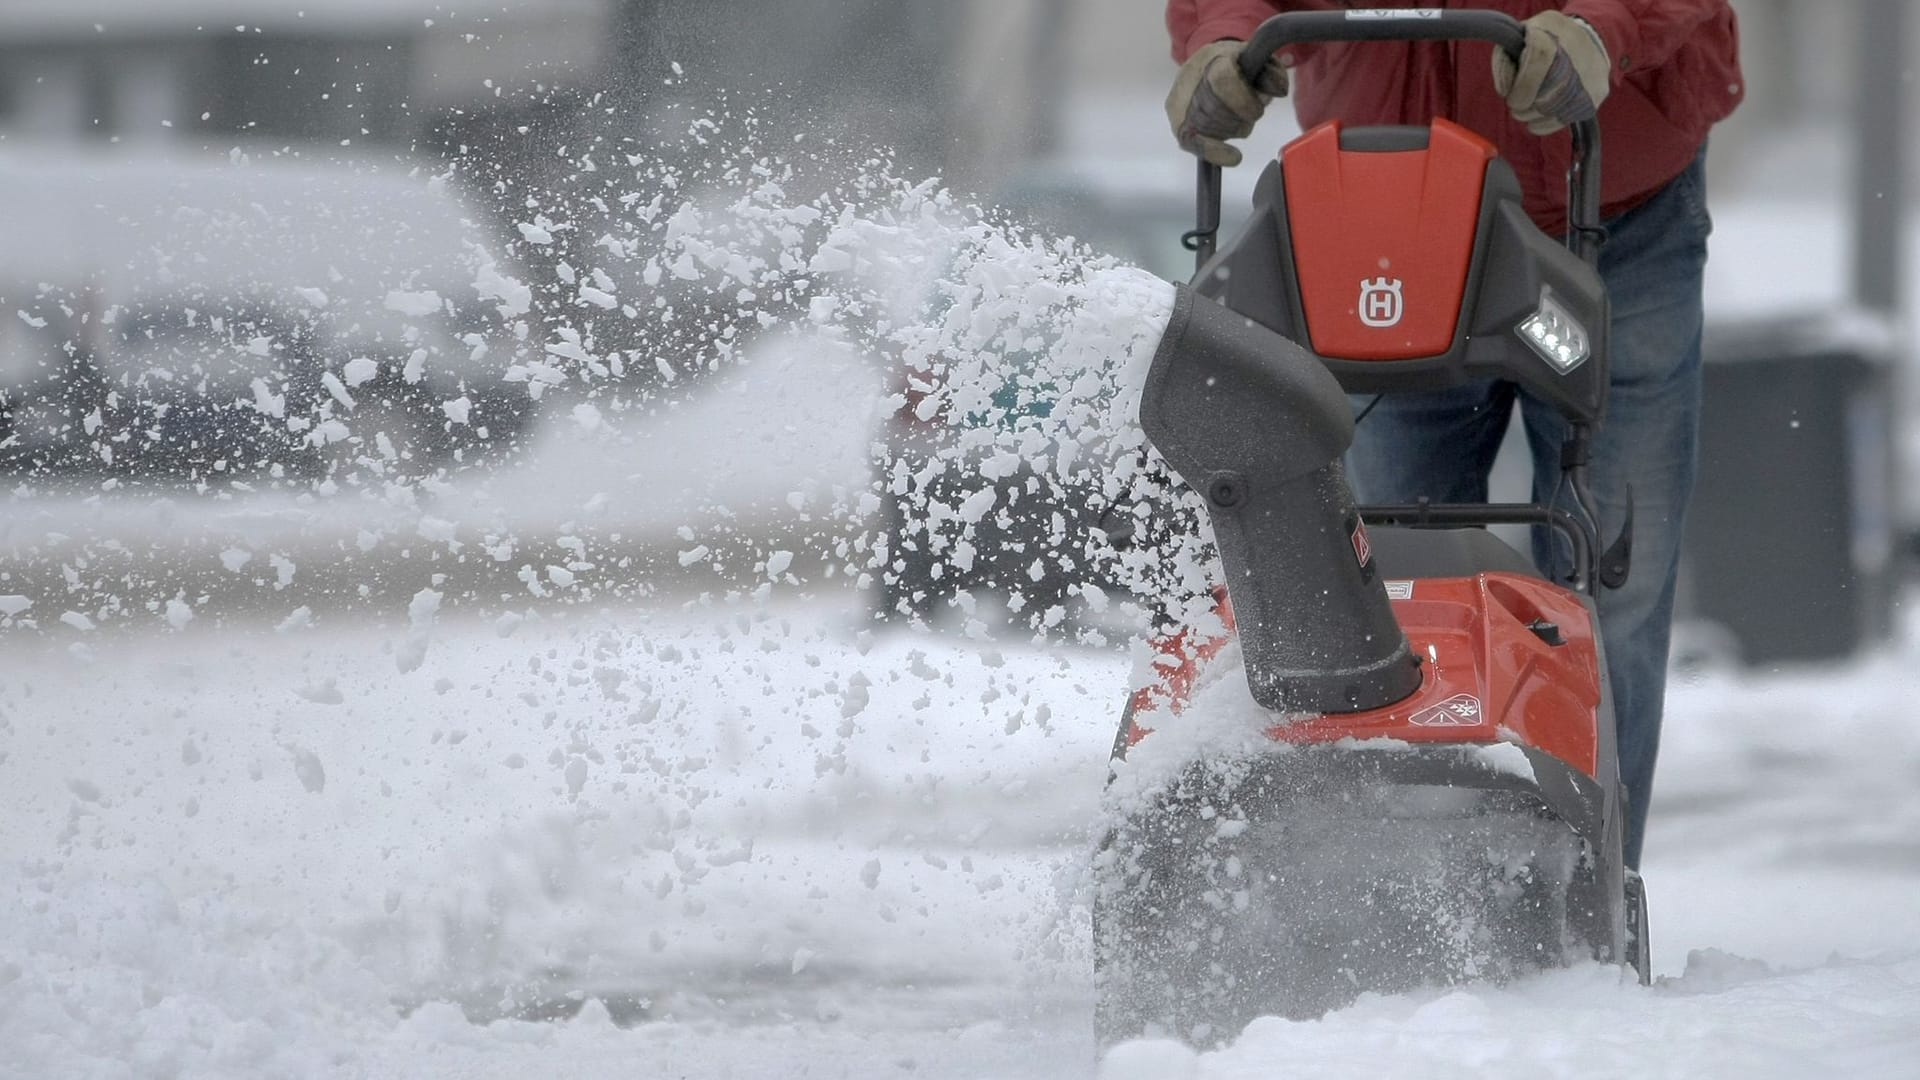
[{"x1": 1361, "y1": 499, "x2": 1598, "y2": 594}]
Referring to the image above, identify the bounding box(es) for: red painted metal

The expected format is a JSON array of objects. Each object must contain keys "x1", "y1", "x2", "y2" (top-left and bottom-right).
[
  {"x1": 1129, "y1": 573, "x2": 1602, "y2": 780},
  {"x1": 1281, "y1": 118, "x2": 1497, "y2": 362}
]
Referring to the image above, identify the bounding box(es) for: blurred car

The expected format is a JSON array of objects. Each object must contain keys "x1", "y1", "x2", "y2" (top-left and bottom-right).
[
  {"x1": 0, "y1": 147, "x2": 534, "y2": 483},
  {"x1": 872, "y1": 158, "x2": 1247, "y2": 626}
]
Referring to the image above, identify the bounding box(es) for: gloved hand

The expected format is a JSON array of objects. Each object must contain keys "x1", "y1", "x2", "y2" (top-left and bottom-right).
[
  {"x1": 1165, "y1": 40, "x2": 1290, "y2": 167},
  {"x1": 1491, "y1": 11, "x2": 1611, "y2": 134}
]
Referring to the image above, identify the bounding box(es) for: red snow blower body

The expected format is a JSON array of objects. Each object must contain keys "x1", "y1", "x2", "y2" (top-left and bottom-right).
[{"x1": 1095, "y1": 9, "x2": 1646, "y2": 1046}]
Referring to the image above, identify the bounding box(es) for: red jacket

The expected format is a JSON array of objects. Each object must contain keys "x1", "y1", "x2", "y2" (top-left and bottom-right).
[{"x1": 1166, "y1": 0, "x2": 1742, "y2": 234}]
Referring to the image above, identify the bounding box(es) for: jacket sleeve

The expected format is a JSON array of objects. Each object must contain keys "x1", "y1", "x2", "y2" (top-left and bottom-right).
[
  {"x1": 1563, "y1": 0, "x2": 1732, "y2": 79},
  {"x1": 1166, "y1": 0, "x2": 1288, "y2": 63}
]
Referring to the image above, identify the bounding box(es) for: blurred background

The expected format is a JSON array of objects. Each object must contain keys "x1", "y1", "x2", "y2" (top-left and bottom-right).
[{"x1": 0, "y1": 0, "x2": 1915, "y2": 666}]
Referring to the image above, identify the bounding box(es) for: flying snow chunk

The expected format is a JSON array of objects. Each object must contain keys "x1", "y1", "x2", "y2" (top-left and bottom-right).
[
  {"x1": 342, "y1": 356, "x2": 380, "y2": 387},
  {"x1": 442, "y1": 396, "x2": 472, "y2": 425},
  {"x1": 219, "y1": 548, "x2": 252, "y2": 572},
  {"x1": 677, "y1": 545, "x2": 711, "y2": 567},
  {"x1": 475, "y1": 260, "x2": 532, "y2": 317},
  {"x1": 395, "y1": 588, "x2": 443, "y2": 674},
  {"x1": 384, "y1": 290, "x2": 443, "y2": 317},
  {"x1": 839, "y1": 672, "x2": 871, "y2": 719},
  {"x1": 809, "y1": 246, "x2": 855, "y2": 274},
  {"x1": 294, "y1": 287, "x2": 330, "y2": 309},
  {"x1": 164, "y1": 598, "x2": 193, "y2": 630},
  {"x1": 276, "y1": 606, "x2": 313, "y2": 633},
  {"x1": 248, "y1": 377, "x2": 286, "y2": 418},
  {"x1": 295, "y1": 679, "x2": 344, "y2": 705},
  {"x1": 547, "y1": 565, "x2": 576, "y2": 588},
  {"x1": 571, "y1": 402, "x2": 603, "y2": 432},
  {"x1": 766, "y1": 550, "x2": 794, "y2": 577},
  {"x1": 287, "y1": 746, "x2": 326, "y2": 793},
  {"x1": 321, "y1": 371, "x2": 355, "y2": 410},
  {"x1": 578, "y1": 286, "x2": 617, "y2": 309},
  {"x1": 0, "y1": 595, "x2": 30, "y2": 617},
  {"x1": 517, "y1": 222, "x2": 554, "y2": 245},
  {"x1": 958, "y1": 487, "x2": 999, "y2": 523},
  {"x1": 308, "y1": 418, "x2": 351, "y2": 447},
  {"x1": 409, "y1": 587, "x2": 443, "y2": 625},
  {"x1": 59, "y1": 611, "x2": 95, "y2": 632}
]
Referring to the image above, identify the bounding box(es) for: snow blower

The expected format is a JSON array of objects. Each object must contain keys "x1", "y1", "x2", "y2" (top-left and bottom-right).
[{"x1": 1095, "y1": 8, "x2": 1648, "y2": 1047}]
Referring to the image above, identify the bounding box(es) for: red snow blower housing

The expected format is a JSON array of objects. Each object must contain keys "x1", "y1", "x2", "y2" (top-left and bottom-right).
[{"x1": 1096, "y1": 9, "x2": 1645, "y2": 1046}]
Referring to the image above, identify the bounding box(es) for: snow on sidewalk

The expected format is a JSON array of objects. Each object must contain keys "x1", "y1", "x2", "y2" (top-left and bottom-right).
[{"x1": 3, "y1": 597, "x2": 1919, "y2": 1078}]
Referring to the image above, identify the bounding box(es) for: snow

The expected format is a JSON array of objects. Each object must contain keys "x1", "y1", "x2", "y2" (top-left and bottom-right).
[
  {"x1": 1106, "y1": 955, "x2": 1920, "y2": 1079},
  {"x1": 343, "y1": 357, "x2": 381, "y2": 387},
  {"x1": 1, "y1": 77, "x2": 1916, "y2": 1080},
  {"x1": 2, "y1": 590, "x2": 1918, "y2": 1078},
  {"x1": 0, "y1": 147, "x2": 509, "y2": 381},
  {"x1": 385, "y1": 289, "x2": 445, "y2": 318},
  {"x1": 0, "y1": 602, "x2": 1114, "y2": 1077}
]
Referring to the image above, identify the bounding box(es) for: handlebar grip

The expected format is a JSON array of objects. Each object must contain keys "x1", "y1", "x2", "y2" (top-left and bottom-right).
[
  {"x1": 1190, "y1": 8, "x2": 1602, "y2": 275},
  {"x1": 1235, "y1": 9, "x2": 1526, "y2": 85}
]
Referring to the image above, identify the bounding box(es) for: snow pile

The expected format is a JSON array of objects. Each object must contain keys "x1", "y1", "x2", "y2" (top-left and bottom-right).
[
  {"x1": 0, "y1": 604, "x2": 1122, "y2": 1078},
  {"x1": 6, "y1": 601, "x2": 1920, "y2": 1077},
  {"x1": 1101, "y1": 952, "x2": 1920, "y2": 1079},
  {"x1": 1104, "y1": 635, "x2": 1274, "y2": 806}
]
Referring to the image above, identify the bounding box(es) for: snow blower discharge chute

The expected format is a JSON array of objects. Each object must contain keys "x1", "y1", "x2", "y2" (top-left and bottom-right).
[{"x1": 1095, "y1": 9, "x2": 1647, "y2": 1047}]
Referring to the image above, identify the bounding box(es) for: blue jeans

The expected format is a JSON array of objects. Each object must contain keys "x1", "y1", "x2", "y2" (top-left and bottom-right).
[{"x1": 1346, "y1": 153, "x2": 1712, "y2": 870}]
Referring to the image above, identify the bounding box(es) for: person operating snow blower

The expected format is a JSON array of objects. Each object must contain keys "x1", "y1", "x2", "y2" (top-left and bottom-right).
[{"x1": 1164, "y1": 0, "x2": 1741, "y2": 870}]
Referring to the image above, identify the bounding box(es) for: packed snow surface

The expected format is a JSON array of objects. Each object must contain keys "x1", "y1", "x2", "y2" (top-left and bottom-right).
[{"x1": 3, "y1": 598, "x2": 1919, "y2": 1078}]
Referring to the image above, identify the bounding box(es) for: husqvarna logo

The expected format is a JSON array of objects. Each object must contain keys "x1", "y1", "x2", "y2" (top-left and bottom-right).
[{"x1": 1359, "y1": 277, "x2": 1404, "y2": 328}]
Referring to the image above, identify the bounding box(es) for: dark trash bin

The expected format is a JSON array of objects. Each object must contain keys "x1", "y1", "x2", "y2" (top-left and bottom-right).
[{"x1": 1679, "y1": 312, "x2": 1901, "y2": 665}]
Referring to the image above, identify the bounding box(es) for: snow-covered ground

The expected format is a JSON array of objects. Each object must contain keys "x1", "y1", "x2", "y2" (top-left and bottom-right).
[
  {"x1": 3, "y1": 588, "x2": 1918, "y2": 1079},
  {"x1": 4, "y1": 97, "x2": 1918, "y2": 1077}
]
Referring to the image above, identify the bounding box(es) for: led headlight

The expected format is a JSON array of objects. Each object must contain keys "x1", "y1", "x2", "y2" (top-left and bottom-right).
[{"x1": 1517, "y1": 287, "x2": 1590, "y2": 373}]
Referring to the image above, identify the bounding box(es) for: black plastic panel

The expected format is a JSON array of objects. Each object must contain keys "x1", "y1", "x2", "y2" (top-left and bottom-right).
[{"x1": 1194, "y1": 127, "x2": 1610, "y2": 425}]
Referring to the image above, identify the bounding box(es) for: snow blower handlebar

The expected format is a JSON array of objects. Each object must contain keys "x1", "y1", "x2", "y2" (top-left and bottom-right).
[
  {"x1": 1180, "y1": 8, "x2": 1629, "y2": 597},
  {"x1": 1188, "y1": 9, "x2": 1604, "y2": 271}
]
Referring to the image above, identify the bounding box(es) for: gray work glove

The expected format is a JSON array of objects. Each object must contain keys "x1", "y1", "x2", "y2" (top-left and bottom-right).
[
  {"x1": 1166, "y1": 40, "x2": 1290, "y2": 167},
  {"x1": 1491, "y1": 11, "x2": 1611, "y2": 134}
]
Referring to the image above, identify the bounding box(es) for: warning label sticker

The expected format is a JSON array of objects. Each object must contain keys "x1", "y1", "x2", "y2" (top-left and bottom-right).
[
  {"x1": 1384, "y1": 580, "x2": 1414, "y2": 601},
  {"x1": 1410, "y1": 693, "x2": 1483, "y2": 727}
]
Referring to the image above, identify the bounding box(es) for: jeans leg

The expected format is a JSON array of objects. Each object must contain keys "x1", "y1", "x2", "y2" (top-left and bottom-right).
[
  {"x1": 1346, "y1": 379, "x2": 1515, "y2": 504},
  {"x1": 1520, "y1": 154, "x2": 1711, "y2": 870}
]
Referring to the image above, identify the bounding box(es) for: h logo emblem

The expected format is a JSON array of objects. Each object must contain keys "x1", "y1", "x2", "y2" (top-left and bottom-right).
[{"x1": 1358, "y1": 277, "x2": 1404, "y2": 328}]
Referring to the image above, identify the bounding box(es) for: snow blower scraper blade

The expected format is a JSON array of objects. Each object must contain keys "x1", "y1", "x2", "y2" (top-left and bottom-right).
[{"x1": 1095, "y1": 746, "x2": 1605, "y2": 1047}]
